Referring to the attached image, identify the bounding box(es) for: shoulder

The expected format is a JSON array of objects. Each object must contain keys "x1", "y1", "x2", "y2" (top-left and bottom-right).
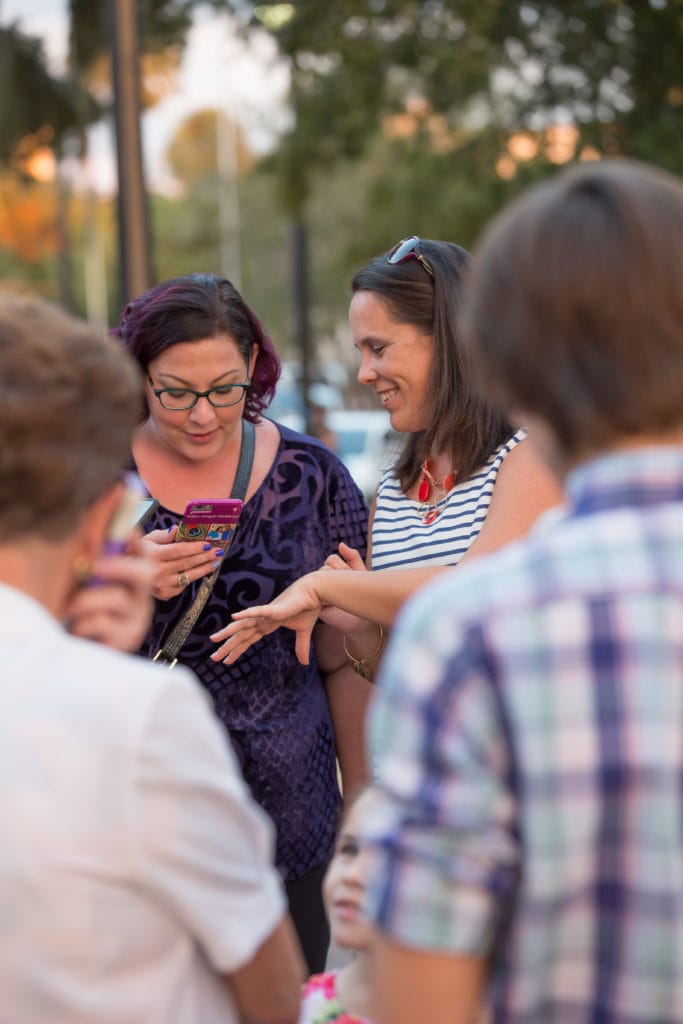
[
  {"x1": 57, "y1": 635, "x2": 215, "y2": 738},
  {"x1": 487, "y1": 427, "x2": 527, "y2": 469},
  {"x1": 268, "y1": 419, "x2": 366, "y2": 497},
  {"x1": 490, "y1": 430, "x2": 564, "y2": 502},
  {"x1": 270, "y1": 419, "x2": 340, "y2": 461}
]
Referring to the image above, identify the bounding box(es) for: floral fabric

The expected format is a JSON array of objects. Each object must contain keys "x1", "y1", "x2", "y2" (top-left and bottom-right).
[{"x1": 298, "y1": 970, "x2": 371, "y2": 1024}]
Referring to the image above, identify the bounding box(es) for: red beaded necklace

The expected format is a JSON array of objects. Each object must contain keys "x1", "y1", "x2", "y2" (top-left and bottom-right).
[{"x1": 417, "y1": 459, "x2": 457, "y2": 525}]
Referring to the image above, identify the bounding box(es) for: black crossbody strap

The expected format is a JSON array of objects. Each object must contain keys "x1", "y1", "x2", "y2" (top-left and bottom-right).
[{"x1": 152, "y1": 419, "x2": 255, "y2": 667}]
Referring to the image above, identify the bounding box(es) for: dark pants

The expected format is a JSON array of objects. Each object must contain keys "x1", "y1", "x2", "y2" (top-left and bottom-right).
[{"x1": 285, "y1": 859, "x2": 330, "y2": 976}]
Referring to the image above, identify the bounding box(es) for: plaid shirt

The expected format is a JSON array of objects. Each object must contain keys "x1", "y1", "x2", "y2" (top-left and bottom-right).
[{"x1": 365, "y1": 447, "x2": 683, "y2": 1023}]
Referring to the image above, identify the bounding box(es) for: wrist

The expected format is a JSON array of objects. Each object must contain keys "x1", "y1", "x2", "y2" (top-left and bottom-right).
[{"x1": 343, "y1": 624, "x2": 385, "y2": 680}]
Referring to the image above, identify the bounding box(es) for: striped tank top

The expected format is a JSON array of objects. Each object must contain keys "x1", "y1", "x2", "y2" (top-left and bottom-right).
[{"x1": 371, "y1": 429, "x2": 526, "y2": 570}]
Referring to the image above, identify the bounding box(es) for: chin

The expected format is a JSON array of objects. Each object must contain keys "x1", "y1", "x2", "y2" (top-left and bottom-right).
[{"x1": 389, "y1": 411, "x2": 421, "y2": 435}]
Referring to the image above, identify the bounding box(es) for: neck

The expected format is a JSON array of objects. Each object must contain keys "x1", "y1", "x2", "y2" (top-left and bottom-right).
[
  {"x1": 425, "y1": 449, "x2": 455, "y2": 478},
  {"x1": 133, "y1": 419, "x2": 245, "y2": 509},
  {"x1": 0, "y1": 536, "x2": 80, "y2": 620},
  {"x1": 335, "y1": 950, "x2": 374, "y2": 1019}
]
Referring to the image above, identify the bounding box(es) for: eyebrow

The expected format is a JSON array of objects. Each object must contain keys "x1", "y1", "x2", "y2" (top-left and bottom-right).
[{"x1": 153, "y1": 367, "x2": 244, "y2": 386}]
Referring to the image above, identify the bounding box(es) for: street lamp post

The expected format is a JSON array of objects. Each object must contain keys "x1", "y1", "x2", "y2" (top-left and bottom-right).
[{"x1": 108, "y1": 0, "x2": 153, "y2": 308}]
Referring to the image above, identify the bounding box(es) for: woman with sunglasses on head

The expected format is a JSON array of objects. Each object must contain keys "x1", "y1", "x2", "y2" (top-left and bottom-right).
[
  {"x1": 113, "y1": 273, "x2": 369, "y2": 976},
  {"x1": 211, "y1": 238, "x2": 562, "y2": 702}
]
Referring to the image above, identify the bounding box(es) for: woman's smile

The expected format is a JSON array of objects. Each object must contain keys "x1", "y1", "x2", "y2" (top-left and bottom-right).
[{"x1": 349, "y1": 290, "x2": 433, "y2": 434}]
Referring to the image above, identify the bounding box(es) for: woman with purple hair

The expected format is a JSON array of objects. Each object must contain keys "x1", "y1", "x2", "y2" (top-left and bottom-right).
[{"x1": 114, "y1": 273, "x2": 369, "y2": 974}]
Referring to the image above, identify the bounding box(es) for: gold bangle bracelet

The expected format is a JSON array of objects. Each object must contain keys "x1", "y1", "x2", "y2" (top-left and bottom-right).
[{"x1": 343, "y1": 624, "x2": 385, "y2": 680}]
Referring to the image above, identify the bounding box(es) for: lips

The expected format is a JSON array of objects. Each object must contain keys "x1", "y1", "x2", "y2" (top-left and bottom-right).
[
  {"x1": 185, "y1": 429, "x2": 218, "y2": 444},
  {"x1": 333, "y1": 899, "x2": 361, "y2": 920},
  {"x1": 376, "y1": 388, "x2": 399, "y2": 405}
]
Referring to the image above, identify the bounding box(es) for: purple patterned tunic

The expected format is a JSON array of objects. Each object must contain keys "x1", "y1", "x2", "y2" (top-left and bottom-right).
[{"x1": 136, "y1": 423, "x2": 369, "y2": 881}]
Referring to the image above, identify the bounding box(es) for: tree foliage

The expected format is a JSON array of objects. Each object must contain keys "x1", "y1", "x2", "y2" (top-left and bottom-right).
[
  {"x1": 215, "y1": 0, "x2": 683, "y2": 211},
  {"x1": 68, "y1": 0, "x2": 195, "y2": 77},
  {"x1": 0, "y1": 25, "x2": 97, "y2": 161}
]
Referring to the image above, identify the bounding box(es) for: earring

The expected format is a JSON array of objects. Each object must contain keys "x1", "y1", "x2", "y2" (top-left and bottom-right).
[{"x1": 72, "y1": 555, "x2": 93, "y2": 586}]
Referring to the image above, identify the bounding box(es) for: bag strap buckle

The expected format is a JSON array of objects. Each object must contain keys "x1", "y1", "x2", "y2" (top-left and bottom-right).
[{"x1": 152, "y1": 649, "x2": 178, "y2": 669}]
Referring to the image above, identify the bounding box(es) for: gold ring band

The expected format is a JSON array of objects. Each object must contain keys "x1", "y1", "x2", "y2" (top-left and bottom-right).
[{"x1": 177, "y1": 571, "x2": 190, "y2": 588}]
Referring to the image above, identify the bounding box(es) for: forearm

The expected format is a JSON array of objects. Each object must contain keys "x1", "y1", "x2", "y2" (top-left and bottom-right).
[
  {"x1": 311, "y1": 565, "x2": 448, "y2": 627},
  {"x1": 373, "y1": 937, "x2": 485, "y2": 1024},
  {"x1": 325, "y1": 662, "x2": 374, "y2": 798}
]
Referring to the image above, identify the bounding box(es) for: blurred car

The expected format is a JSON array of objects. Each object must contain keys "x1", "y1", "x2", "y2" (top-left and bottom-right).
[
  {"x1": 268, "y1": 374, "x2": 401, "y2": 499},
  {"x1": 328, "y1": 409, "x2": 402, "y2": 501}
]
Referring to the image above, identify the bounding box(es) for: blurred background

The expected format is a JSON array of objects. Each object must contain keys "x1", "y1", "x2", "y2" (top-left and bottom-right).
[{"x1": 1, "y1": 0, "x2": 682, "y2": 493}]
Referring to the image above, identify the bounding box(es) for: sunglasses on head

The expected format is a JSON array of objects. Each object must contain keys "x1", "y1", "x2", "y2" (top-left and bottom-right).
[{"x1": 385, "y1": 235, "x2": 434, "y2": 278}]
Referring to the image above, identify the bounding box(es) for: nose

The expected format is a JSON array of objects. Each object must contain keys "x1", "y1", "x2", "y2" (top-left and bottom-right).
[
  {"x1": 340, "y1": 848, "x2": 370, "y2": 888},
  {"x1": 189, "y1": 395, "x2": 217, "y2": 425},
  {"x1": 357, "y1": 351, "x2": 377, "y2": 387}
]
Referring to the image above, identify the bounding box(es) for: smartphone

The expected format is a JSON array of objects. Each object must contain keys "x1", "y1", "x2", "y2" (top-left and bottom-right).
[
  {"x1": 133, "y1": 497, "x2": 159, "y2": 529},
  {"x1": 100, "y1": 476, "x2": 151, "y2": 557},
  {"x1": 176, "y1": 498, "x2": 243, "y2": 546}
]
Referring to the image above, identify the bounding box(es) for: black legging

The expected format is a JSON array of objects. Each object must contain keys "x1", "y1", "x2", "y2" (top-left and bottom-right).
[{"x1": 284, "y1": 859, "x2": 330, "y2": 975}]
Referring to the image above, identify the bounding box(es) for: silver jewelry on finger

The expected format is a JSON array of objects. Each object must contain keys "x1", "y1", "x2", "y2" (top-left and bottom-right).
[{"x1": 177, "y1": 571, "x2": 190, "y2": 588}]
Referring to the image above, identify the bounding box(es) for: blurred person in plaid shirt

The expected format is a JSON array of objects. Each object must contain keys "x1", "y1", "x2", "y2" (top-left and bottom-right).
[{"x1": 362, "y1": 159, "x2": 683, "y2": 1024}]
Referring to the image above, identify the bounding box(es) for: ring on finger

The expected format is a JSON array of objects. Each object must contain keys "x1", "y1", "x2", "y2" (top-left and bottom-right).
[{"x1": 177, "y1": 570, "x2": 190, "y2": 588}]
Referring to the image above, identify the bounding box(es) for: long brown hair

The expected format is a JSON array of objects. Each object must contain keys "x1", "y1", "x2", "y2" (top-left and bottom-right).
[{"x1": 351, "y1": 240, "x2": 511, "y2": 490}]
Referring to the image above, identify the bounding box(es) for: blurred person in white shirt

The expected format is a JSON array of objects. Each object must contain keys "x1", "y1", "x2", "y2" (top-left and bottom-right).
[{"x1": 0, "y1": 294, "x2": 304, "y2": 1024}]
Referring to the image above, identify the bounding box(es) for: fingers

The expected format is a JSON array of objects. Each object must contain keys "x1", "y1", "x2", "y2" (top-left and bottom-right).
[
  {"x1": 143, "y1": 526, "x2": 178, "y2": 546},
  {"x1": 210, "y1": 619, "x2": 266, "y2": 664},
  {"x1": 323, "y1": 543, "x2": 366, "y2": 573},
  {"x1": 209, "y1": 615, "x2": 313, "y2": 667},
  {"x1": 294, "y1": 631, "x2": 312, "y2": 666},
  {"x1": 210, "y1": 612, "x2": 275, "y2": 645},
  {"x1": 65, "y1": 562, "x2": 154, "y2": 652},
  {"x1": 91, "y1": 550, "x2": 155, "y2": 596},
  {"x1": 143, "y1": 536, "x2": 227, "y2": 601},
  {"x1": 337, "y1": 542, "x2": 367, "y2": 571},
  {"x1": 323, "y1": 554, "x2": 348, "y2": 571},
  {"x1": 230, "y1": 604, "x2": 284, "y2": 624}
]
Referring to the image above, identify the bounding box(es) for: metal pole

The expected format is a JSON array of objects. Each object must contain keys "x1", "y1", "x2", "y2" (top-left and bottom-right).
[
  {"x1": 290, "y1": 219, "x2": 312, "y2": 432},
  {"x1": 217, "y1": 112, "x2": 241, "y2": 289},
  {"x1": 54, "y1": 159, "x2": 75, "y2": 312},
  {"x1": 108, "y1": 0, "x2": 153, "y2": 308}
]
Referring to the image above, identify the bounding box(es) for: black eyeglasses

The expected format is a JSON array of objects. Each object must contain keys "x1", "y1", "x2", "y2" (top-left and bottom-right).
[
  {"x1": 148, "y1": 378, "x2": 250, "y2": 410},
  {"x1": 385, "y1": 236, "x2": 434, "y2": 278}
]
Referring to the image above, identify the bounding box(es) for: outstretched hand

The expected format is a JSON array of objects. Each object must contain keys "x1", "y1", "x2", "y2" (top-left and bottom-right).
[{"x1": 210, "y1": 573, "x2": 326, "y2": 666}]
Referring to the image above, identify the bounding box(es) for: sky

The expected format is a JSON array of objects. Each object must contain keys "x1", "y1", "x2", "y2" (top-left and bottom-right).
[{"x1": 1, "y1": 0, "x2": 290, "y2": 193}]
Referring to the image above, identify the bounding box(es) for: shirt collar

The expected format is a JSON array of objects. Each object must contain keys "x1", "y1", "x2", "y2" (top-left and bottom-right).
[{"x1": 566, "y1": 445, "x2": 683, "y2": 518}]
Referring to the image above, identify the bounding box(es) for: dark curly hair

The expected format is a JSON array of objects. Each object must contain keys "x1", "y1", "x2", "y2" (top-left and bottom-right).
[{"x1": 112, "y1": 273, "x2": 281, "y2": 423}]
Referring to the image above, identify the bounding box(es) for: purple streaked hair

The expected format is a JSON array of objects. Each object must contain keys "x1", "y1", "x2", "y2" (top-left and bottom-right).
[{"x1": 111, "y1": 272, "x2": 281, "y2": 422}]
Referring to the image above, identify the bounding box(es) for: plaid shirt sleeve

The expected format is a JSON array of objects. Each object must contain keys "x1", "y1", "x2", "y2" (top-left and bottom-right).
[{"x1": 363, "y1": 580, "x2": 521, "y2": 954}]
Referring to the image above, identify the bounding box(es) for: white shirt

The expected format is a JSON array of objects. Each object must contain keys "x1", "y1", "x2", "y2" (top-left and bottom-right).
[{"x1": 0, "y1": 583, "x2": 285, "y2": 1024}]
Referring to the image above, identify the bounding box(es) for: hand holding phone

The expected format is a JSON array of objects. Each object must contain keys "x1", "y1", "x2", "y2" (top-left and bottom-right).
[
  {"x1": 100, "y1": 474, "x2": 153, "y2": 557},
  {"x1": 176, "y1": 498, "x2": 243, "y2": 546}
]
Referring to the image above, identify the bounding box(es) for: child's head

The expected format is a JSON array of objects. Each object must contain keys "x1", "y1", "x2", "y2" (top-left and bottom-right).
[{"x1": 323, "y1": 789, "x2": 375, "y2": 953}]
